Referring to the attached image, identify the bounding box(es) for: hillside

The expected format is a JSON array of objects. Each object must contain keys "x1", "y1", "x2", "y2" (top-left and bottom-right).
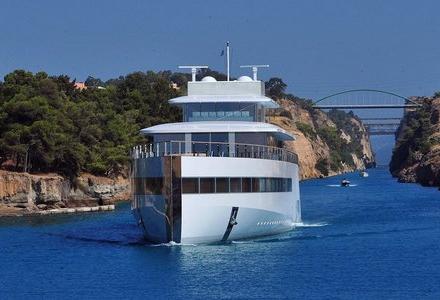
[
  {"x1": 269, "y1": 99, "x2": 374, "y2": 179},
  {"x1": 390, "y1": 97, "x2": 440, "y2": 187}
]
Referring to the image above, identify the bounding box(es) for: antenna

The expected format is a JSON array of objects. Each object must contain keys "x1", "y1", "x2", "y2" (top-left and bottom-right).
[
  {"x1": 226, "y1": 41, "x2": 230, "y2": 81},
  {"x1": 240, "y1": 65, "x2": 269, "y2": 81},
  {"x1": 178, "y1": 65, "x2": 209, "y2": 82}
]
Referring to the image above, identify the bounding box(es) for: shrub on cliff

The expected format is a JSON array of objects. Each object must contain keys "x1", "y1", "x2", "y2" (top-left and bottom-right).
[
  {"x1": 295, "y1": 122, "x2": 317, "y2": 140},
  {"x1": 316, "y1": 125, "x2": 358, "y2": 171}
]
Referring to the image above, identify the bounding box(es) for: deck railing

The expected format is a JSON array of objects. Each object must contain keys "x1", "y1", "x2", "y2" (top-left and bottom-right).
[{"x1": 132, "y1": 140, "x2": 298, "y2": 164}]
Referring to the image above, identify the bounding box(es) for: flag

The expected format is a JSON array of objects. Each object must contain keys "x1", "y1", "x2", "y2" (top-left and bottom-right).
[{"x1": 220, "y1": 50, "x2": 224, "y2": 56}]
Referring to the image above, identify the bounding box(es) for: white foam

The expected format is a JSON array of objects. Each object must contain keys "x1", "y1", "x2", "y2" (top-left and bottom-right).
[
  {"x1": 151, "y1": 241, "x2": 197, "y2": 247},
  {"x1": 293, "y1": 222, "x2": 329, "y2": 227},
  {"x1": 326, "y1": 184, "x2": 358, "y2": 187},
  {"x1": 231, "y1": 240, "x2": 254, "y2": 244}
]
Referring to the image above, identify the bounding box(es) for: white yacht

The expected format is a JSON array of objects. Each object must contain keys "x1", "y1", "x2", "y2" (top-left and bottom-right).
[{"x1": 131, "y1": 65, "x2": 301, "y2": 244}]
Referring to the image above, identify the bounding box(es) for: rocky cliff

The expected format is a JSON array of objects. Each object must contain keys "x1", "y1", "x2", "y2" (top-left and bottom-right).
[
  {"x1": 390, "y1": 97, "x2": 440, "y2": 187},
  {"x1": 269, "y1": 98, "x2": 375, "y2": 179},
  {"x1": 0, "y1": 170, "x2": 129, "y2": 216}
]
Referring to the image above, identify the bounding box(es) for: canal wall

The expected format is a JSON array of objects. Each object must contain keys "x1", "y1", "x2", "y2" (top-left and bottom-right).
[{"x1": 390, "y1": 97, "x2": 440, "y2": 187}]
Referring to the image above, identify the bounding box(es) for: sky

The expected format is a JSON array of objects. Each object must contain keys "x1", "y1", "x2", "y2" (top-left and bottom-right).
[{"x1": 2, "y1": 0, "x2": 440, "y2": 100}]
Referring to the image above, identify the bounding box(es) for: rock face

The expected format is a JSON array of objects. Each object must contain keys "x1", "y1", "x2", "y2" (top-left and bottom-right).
[
  {"x1": 0, "y1": 170, "x2": 129, "y2": 215},
  {"x1": 390, "y1": 97, "x2": 440, "y2": 187},
  {"x1": 269, "y1": 99, "x2": 375, "y2": 179}
]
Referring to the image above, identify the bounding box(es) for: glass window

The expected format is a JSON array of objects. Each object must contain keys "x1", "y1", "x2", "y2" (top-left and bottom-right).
[
  {"x1": 192, "y1": 133, "x2": 210, "y2": 154},
  {"x1": 240, "y1": 103, "x2": 256, "y2": 121},
  {"x1": 282, "y1": 178, "x2": 287, "y2": 192},
  {"x1": 242, "y1": 178, "x2": 251, "y2": 193},
  {"x1": 211, "y1": 133, "x2": 228, "y2": 143},
  {"x1": 259, "y1": 178, "x2": 267, "y2": 192},
  {"x1": 216, "y1": 178, "x2": 229, "y2": 193},
  {"x1": 230, "y1": 178, "x2": 241, "y2": 193},
  {"x1": 251, "y1": 178, "x2": 259, "y2": 193},
  {"x1": 200, "y1": 178, "x2": 215, "y2": 193},
  {"x1": 236, "y1": 133, "x2": 267, "y2": 146},
  {"x1": 186, "y1": 103, "x2": 201, "y2": 121},
  {"x1": 153, "y1": 134, "x2": 185, "y2": 143},
  {"x1": 200, "y1": 103, "x2": 216, "y2": 121},
  {"x1": 182, "y1": 178, "x2": 199, "y2": 194},
  {"x1": 149, "y1": 178, "x2": 163, "y2": 195},
  {"x1": 182, "y1": 177, "x2": 291, "y2": 194},
  {"x1": 219, "y1": 103, "x2": 239, "y2": 120}
]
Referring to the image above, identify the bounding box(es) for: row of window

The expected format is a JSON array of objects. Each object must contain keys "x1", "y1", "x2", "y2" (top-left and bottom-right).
[
  {"x1": 182, "y1": 103, "x2": 262, "y2": 122},
  {"x1": 132, "y1": 177, "x2": 293, "y2": 195},
  {"x1": 182, "y1": 177, "x2": 292, "y2": 194}
]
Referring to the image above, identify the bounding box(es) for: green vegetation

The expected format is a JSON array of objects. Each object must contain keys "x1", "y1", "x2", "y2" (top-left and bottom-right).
[
  {"x1": 315, "y1": 125, "x2": 358, "y2": 171},
  {"x1": 315, "y1": 158, "x2": 329, "y2": 176},
  {"x1": 0, "y1": 70, "x2": 182, "y2": 178},
  {"x1": 327, "y1": 109, "x2": 364, "y2": 158},
  {"x1": 390, "y1": 101, "x2": 434, "y2": 172},
  {"x1": 295, "y1": 122, "x2": 317, "y2": 140}
]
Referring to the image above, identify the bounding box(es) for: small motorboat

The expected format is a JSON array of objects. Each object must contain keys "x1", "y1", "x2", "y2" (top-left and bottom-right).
[
  {"x1": 359, "y1": 171, "x2": 369, "y2": 178},
  {"x1": 341, "y1": 179, "x2": 351, "y2": 187}
]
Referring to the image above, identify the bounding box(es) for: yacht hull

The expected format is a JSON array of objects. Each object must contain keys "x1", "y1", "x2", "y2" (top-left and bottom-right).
[{"x1": 131, "y1": 156, "x2": 301, "y2": 244}]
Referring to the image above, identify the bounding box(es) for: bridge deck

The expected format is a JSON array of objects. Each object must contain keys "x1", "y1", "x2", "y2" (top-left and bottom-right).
[{"x1": 313, "y1": 104, "x2": 419, "y2": 109}]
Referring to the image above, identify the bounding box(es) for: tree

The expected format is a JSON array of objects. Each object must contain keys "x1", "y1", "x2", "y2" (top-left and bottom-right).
[
  {"x1": 265, "y1": 77, "x2": 287, "y2": 99},
  {"x1": 85, "y1": 76, "x2": 105, "y2": 88}
]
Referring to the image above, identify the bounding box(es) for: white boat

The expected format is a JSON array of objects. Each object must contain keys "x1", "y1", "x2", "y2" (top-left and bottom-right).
[
  {"x1": 341, "y1": 179, "x2": 351, "y2": 187},
  {"x1": 360, "y1": 171, "x2": 369, "y2": 177},
  {"x1": 130, "y1": 64, "x2": 301, "y2": 244}
]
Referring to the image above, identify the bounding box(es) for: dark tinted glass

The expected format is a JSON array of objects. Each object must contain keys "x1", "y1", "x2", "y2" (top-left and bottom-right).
[
  {"x1": 186, "y1": 103, "x2": 201, "y2": 121},
  {"x1": 216, "y1": 178, "x2": 229, "y2": 193},
  {"x1": 259, "y1": 178, "x2": 267, "y2": 192},
  {"x1": 182, "y1": 178, "x2": 199, "y2": 193},
  {"x1": 146, "y1": 177, "x2": 163, "y2": 194},
  {"x1": 192, "y1": 133, "x2": 210, "y2": 154},
  {"x1": 200, "y1": 178, "x2": 215, "y2": 193},
  {"x1": 251, "y1": 178, "x2": 259, "y2": 193},
  {"x1": 230, "y1": 178, "x2": 241, "y2": 193},
  {"x1": 182, "y1": 177, "x2": 292, "y2": 194},
  {"x1": 242, "y1": 178, "x2": 251, "y2": 192}
]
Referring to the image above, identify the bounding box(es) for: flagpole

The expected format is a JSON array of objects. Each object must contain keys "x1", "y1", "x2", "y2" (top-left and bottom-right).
[{"x1": 226, "y1": 41, "x2": 230, "y2": 81}]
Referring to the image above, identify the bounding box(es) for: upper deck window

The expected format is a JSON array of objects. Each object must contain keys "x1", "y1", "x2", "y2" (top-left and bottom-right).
[{"x1": 183, "y1": 102, "x2": 262, "y2": 122}]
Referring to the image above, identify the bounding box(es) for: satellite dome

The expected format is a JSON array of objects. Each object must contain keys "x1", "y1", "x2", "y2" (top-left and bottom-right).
[
  {"x1": 201, "y1": 76, "x2": 217, "y2": 82},
  {"x1": 237, "y1": 76, "x2": 253, "y2": 82}
]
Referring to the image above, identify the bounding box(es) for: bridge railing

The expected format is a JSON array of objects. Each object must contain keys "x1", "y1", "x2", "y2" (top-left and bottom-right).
[
  {"x1": 311, "y1": 89, "x2": 422, "y2": 109},
  {"x1": 132, "y1": 141, "x2": 299, "y2": 164}
]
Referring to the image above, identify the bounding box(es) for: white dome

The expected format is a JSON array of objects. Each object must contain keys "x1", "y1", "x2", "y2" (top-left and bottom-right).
[
  {"x1": 201, "y1": 76, "x2": 217, "y2": 82},
  {"x1": 237, "y1": 76, "x2": 253, "y2": 82}
]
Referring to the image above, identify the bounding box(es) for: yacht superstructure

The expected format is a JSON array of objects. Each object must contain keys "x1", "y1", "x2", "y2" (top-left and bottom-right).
[{"x1": 131, "y1": 65, "x2": 301, "y2": 244}]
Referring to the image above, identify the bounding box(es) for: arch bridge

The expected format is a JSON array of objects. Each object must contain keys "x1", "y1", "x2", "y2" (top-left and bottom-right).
[{"x1": 312, "y1": 89, "x2": 422, "y2": 135}]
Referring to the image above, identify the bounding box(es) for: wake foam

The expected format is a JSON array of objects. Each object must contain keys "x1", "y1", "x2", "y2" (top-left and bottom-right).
[
  {"x1": 326, "y1": 184, "x2": 358, "y2": 187},
  {"x1": 151, "y1": 241, "x2": 197, "y2": 247},
  {"x1": 293, "y1": 222, "x2": 329, "y2": 227}
]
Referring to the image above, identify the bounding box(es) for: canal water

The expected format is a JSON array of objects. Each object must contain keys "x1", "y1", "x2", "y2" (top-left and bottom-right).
[{"x1": 0, "y1": 167, "x2": 439, "y2": 299}]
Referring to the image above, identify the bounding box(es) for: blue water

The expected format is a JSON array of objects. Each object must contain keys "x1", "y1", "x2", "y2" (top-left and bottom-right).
[{"x1": 1, "y1": 168, "x2": 439, "y2": 299}]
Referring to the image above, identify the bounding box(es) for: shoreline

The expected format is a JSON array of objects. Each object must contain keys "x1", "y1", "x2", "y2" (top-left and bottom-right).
[{"x1": 0, "y1": 203, "x2": 119, "y2": 217}]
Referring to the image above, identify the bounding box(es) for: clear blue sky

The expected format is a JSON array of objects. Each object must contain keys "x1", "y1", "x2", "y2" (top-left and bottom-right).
[{"x1": 2, "y1": 0, "x2": 440, "y2": 100}]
